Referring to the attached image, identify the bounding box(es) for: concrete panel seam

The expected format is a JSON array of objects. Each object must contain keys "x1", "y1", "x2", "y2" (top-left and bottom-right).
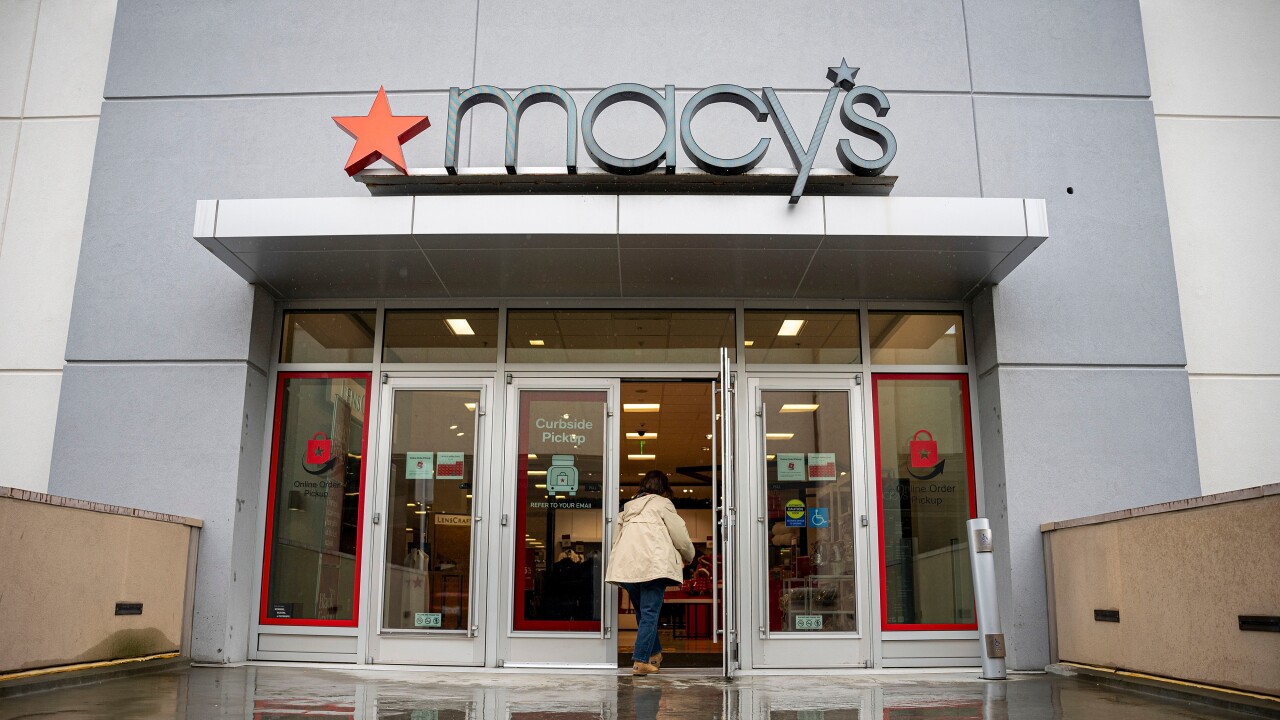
[
  {"x1": 995, "y1": 363, "x2": 1188, "y2": 371},
  {"x1": 97, "y1": 90, "x2": 1159, "y2": 103},
  {"x1": 1156, "y1": 113, "x2": 1280, "y2": 122}
]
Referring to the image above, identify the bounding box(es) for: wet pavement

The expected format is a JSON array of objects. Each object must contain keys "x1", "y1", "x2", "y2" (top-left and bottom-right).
[{"x1": 0, "y1": 665, "x2": 1257, "y2": 720}]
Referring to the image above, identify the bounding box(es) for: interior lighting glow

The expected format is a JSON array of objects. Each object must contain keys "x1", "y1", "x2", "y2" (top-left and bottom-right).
[
  {"x1": 445, "y1": 318, "x2": 475, "y2": 335},
  {"x1": 414, "y1": 510, "x2": 427, "y2": 515},
  {"x1": 625, "y1": 432, "x2": 658, "y2": 440},
  {"x1": 619, "y1": 399, "x2": 660, "y2": 412},
  {"x1": 628, "y1": 454, "x2": 657, "y2": 461},
  {"x1": 766, "y1": 454, "x2": 776, "y2": 460},
  {"x1": 535, "y1": 484, "x2": 547, "y2": 489},
  {"x1": 779, "y1": 404, "x2": 820, "y2": 413},
  {"x1": 744, "y1": 340, "x2": 754, "y2": 346},
  {"x1": 465, "y1": 402, "x2": 477, "y2": 411},
  {"x1": 529, "y1": 339, "x2": 545, "y2": 346},
  {"x1": 528, "y1": 470, "x2": 548, "y2": 476},
  {"x1": 777, "y1": 319, "x2": 806, "y2": 336},
  {"x1": 765, "y1": 432, "x2": 795, "y2": 440}
]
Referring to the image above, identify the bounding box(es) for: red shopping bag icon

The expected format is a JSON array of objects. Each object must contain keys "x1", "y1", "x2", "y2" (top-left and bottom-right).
[
  {"x1": 909, "y1": 430, "x2": 938, "y2": 468},
  {"x1": 306, "y1": 432, "x2": 332, "y2": 464}
]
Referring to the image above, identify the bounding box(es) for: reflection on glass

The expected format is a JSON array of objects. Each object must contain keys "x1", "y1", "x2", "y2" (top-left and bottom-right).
[
  {"x1": 875, "y1": 376, "x2": 976, "y2": 628},
  {"x1": 513, "y1": 390, "x2": 607, "y2": 631},
  {"x1": 868, "y1": 312, "x2": 965, "y2": 365},
  {"x1": 263, "y1": 375, "x2": 367, "y2": 624},
  {"x1": 382, "y1": 389, "x2": 480, "y2": 631},
  {"x1": 383, "y1": 310, "x2": 500, "y2": 363},
  {"x1": 744, "y1": 311, "x2": 861, "y2": 365},
  {"x1": 506, "y1": 310, "x2": 735, "y2": 363},
  {"x1": 763, "y1": 390, "x2": 857, "y2": 633},
  {"x1": 280, "y1": 310, "x2": 376, "y2": 363}
]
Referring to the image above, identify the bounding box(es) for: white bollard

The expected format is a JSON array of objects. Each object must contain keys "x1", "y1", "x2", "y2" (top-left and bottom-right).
[{"x1": 967, "y1": 517, "x2": 1007, "y2": 680}]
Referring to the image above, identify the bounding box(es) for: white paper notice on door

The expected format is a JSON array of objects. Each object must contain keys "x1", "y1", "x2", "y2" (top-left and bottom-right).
[
  {"x1": 406, "y1": 452, "x2": 434, "y2": 480},
  {"x1": 807, "y1": 452, "x2": 837, "y2": 481},
  {"x1": 777, "y1": 453, "x2": 806, "y2": 482},
  {"x1": 436, "y1": 451, "x2": 465, "y2": 480}
]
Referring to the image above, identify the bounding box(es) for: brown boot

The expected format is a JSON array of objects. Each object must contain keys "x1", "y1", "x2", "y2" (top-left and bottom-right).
[
  {"x1": 632, "y1": 661, "x2": 659, "y2": 675},
  {"x1": 648, "y1": 652, "x2": 663, "y2": 668}
]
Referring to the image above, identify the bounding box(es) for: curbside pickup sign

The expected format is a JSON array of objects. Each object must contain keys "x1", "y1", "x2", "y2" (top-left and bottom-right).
[{"x1": 332, "y1": 58, "x2": 895, "y2": 203}]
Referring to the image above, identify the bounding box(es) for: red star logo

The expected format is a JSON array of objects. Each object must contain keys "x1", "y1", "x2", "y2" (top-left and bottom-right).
[{"x1": 332, "y1": 86, "x2": 430, "y2": 176}]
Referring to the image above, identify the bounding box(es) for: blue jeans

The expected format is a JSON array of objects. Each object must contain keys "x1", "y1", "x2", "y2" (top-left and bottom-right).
[{"x1": 622, "y1": 580, "x2": 667, "y2": 663}]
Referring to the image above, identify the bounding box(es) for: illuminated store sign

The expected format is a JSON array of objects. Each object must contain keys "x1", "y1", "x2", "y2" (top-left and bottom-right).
[{"x1": 333, "y1": 59, "x2": 895, "y2": 203}]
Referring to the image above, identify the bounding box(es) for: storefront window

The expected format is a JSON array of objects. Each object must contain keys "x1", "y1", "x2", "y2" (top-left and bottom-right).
[
  {"x1": 868, "y1": 312, "x2": 965, "y2": 365},
  {"x1": 381, "y1": 389, "x2": 481, "y2": 631},
  {"x1": 744, "y1": 311, "x2": 860, "y2": 365},
  {"x1": 261, "y1": 373, "x2": 369, "y2": 625},
  {"x1": 505, "y1": 310, "x2": 735, "y2": 364},
  {"x1": 383, "y1": 310, "x2": 499, "y2": 363},
  {"x1": 281, "y1": 310, "x2": 376, "y2": 363},
  {"x1": 874, "y1": 375, "x2": 976, "y2": 629},
  {"x1": 762, "y1": 390, "x2": 858, "y2": 633},
  {"x1": 513, "y1": 390, "x2": 608, "y2": 631}
]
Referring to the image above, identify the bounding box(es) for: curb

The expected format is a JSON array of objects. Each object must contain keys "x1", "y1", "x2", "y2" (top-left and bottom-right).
[{"x1": 1047, "y1": 663, "x2": 1280, "y2": 719}]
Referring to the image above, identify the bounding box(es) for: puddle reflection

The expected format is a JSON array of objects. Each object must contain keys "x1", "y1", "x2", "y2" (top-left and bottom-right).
[{"x1": 0, "y1": 666, "x2": 1254, "y2": 720}]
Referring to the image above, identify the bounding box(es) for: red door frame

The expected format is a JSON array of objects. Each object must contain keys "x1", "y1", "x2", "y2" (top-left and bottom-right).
[
  {"x1": 871, "y1": 373, "x2": 979, "y2": 632},
  {"x1": 259, "y1": 371, "x2": 372, "y2": 627}
]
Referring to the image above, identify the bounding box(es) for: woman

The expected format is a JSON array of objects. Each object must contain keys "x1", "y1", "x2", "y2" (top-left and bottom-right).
[{"x1": 606, "y1": 470, "x2": 696, "y2": 675}]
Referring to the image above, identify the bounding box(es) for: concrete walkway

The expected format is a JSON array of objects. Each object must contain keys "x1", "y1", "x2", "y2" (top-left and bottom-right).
[{"x1": 0, "y1": 665, "x2": 1259, "y2": 719}]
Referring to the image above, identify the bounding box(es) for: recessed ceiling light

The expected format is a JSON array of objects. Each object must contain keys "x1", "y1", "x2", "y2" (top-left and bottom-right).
[
  {"x1": 765, "y1": 432, "x2": 795, "y2": 440},
  {"x1": 534, "y1": 484, "x2": 546, "y2": 489},
  {"x1": 415, "y1": 510, "x2": 427, "y2": 515},
  {"x1": 450, "y1": 424, "x2": 458, "y2": 429},
  {"x1": 464, "y1": 402, "x2": 477, "y2": 411},
  {"x1": 624, "y1": 403, "x2": 660, "y2": 412},
  {"x1": 744, "y1": 340, "x2": 755, "y2": 346},
  {"x1": 777, "y1": 319, "x2": 806, "y2": 336},
  {"x1": 456, "y1": 432, "x2": 464, "y2": 437},
  {"x1": 625, "y1": 432, "x2": 658, "y2": 439},
  {"x1": 780, "y1": 404, "x2": 820, "y2": 413},
  {"x1": 766, "y1": 454, "x2": 776, "y2": 460},
  {"x1": 527, "y1": 454, "x2": 538, "y2": 459},
  {"x1": 945, "y1": 324, "x2": 957, "y2": 335},
  {"x1": 445, "y1": 318, "x2": 475, "y2": 335},
  {"x1": 628, "y1": 454, "x2": 657, "y2": 461},
  {"x1": 529, "y1": 339, "x2": 545, "y2": 346},
  {"x1": 406, "y1": 503, "x2": 416, "y2": 507},
  {"x1": 528, "y1": 470, "x2": 547, "y2": 476}
]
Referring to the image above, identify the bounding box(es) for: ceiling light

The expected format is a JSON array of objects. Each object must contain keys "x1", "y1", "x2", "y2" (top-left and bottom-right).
[
  {"x1": 777, "y1": 319, "x2": 806, "y2": 336},
  {"x1": 528, "y1": 470, "x2": 547, "y2": 476},
  {"x1": 466, "y1": 494, "x2": 472, "y2": 499},
  {"x1": 628, "y1": 454, "x2": 656, "y2": 461},
  {"x1": 535, "y1": 484, "x2": 547, "y2": 489},
  {"x1": 945, "y1": 324, "x2": 957, "y2": 335},
  {"x1": 529, "y1": 339, "x2": 545, "y2": 346},
  {"x1": 415, "y1": 510, "x2": 427, "y2": 515},
  {"x1": 450, "y1": 424, "x2": 458, "y2": 430},
  {"x1": 406, "y1": 527, "x2": 414, "y2": 532},
  {"x1": 445, "y1": 318, "x2": 475, "y2": 336},
  {"x1": 765, "y1": 432, "x2": 794, "y2": 440},
  {"x1": 464, "y1": 402, "x2": 476, "y2": 411},
  {"x1": 780, "y1": 404, "x2": 820, "y2": 413},
  {"x1": 766, "y1": 454, "x2": 776, "y2": 460},
  {"x1": 406, "y1": 503, "x2": 416, "y2": 507},
  {"x1": 625, "y1": 432, "x2": 658, "y2": 440},
  {"x1": 624, "y1": 403, "x2": 660, "y2": 412},
  {"x1": 456, "y1": 432, "x2": 465, "y2": 437},
  {"x1": 744, "y1": 340, "x2": 754, "y2": 346},
  {"x1": 528, "y1": 454, "x2": 538, "y2": 459}
]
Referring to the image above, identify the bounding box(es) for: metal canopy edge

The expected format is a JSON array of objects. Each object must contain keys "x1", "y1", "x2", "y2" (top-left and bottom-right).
[{"x1": 192, "y1": 194, "x2": 1047, "y2": 301}]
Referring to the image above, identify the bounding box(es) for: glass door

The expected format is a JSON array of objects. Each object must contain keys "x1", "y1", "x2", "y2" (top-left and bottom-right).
[
  {"x1": 501, "y1": 377, "x2": 619, "y2": 667},
  {"x1": 747, "y1": 377, "x2": 871, "y2": 667},
  {"x1": 368, "y1": 377, "x2": 493, "y2": 665}
]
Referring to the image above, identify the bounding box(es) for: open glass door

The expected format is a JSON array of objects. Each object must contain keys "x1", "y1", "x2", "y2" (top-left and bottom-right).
[
  {"x1": 715, "y1": 347, "x2": 739, "y2": 676},
  {"x1": 502, "y1": 377, "x2": 619, "y2": 667},
  {"x1": 748, "y1": 376, "x2": 871, "y2": 668},
  {"x1": 369, "y1": 377, "x2": 493, "y2": 665}
]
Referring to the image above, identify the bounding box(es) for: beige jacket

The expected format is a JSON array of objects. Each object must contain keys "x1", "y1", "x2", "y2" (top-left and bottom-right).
[{"x1": 606, "y1": 494, "x2": 696, "y2": 585}]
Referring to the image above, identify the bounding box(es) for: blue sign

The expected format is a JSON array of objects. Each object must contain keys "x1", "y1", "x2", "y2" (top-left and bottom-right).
[{"x1": 808, "y1": 507, "x2": 830, "y2": 528}]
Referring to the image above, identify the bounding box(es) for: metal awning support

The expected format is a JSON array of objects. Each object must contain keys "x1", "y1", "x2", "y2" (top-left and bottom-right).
[{"x1": 193, "y1": 194, "x2": 1047, "y2": 300}]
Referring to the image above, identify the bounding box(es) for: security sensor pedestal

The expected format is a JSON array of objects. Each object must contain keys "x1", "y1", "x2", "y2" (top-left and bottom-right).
[{"x1": 967, "y1": 517, "x2": 1007, "y2": 680}]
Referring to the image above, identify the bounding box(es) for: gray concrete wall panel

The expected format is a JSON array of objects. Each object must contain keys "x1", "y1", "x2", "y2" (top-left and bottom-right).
[
  {"x1": 65, "y1": 93, "x2": 460, "y2": 362},
  {"x1": 973, "y1": 97, "x2": 1186, "y2": 366},
  {"x1": 964, "y1": 0, "x2": 1150, "y2": 97},
  {"x1": 103, "y1": 0, "x2": 478, "y2": 98},
  {"x1": 48, "y1": 362, "x2": 262, "y2": 661},
  {"x1": 990, "y1": 366, "x2": 1200, "y2": 668},
  {"x1": 474, "y1": 0, "x2": 971, "y2": 93}
]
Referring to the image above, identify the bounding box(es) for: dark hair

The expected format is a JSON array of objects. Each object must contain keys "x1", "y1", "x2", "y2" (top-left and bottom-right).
[{"x1": 638, "y1": 470, "x2": 673, "y2": 499}]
